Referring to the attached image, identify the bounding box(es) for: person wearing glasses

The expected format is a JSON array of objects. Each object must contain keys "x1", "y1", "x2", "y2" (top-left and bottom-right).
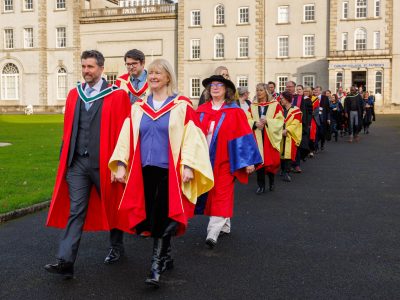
[
  {"x1": 109, "y1": 59, "x2": 214, "y2": 287},
  {"x1": 115, "y1": 49, "x2": 149, "y2": 104},
  {"x1": 196, "y1": 75, "x2": 262, "y2": 248},
  {"x1": 198, "y1": 66, "x2": 230, "y2": 106}
]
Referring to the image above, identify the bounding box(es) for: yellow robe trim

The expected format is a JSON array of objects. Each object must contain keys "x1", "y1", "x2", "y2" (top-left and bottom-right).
[
  {"x1": 109, "y1": 95, "x2": 214, "y2": 205},
  {"x1": 250, "y1": 101, "x2": 284, "y2": 162},
  {"x1": 281, "y1": 107, "x2": 303, "y2": 159}
]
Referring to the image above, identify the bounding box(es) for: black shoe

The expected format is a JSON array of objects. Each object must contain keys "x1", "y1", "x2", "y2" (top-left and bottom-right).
[
  {"x1": 205, "y1": 238, "x2": 217, "y2": 249},
  {"x1": 269, "y1": 184, "x2": 275, "y2": 191},
  {"x1": 104, "y1": 248, "x2": 123, "y2": 264},
  {"x1": 282, "y1": 173, "x2": 291, "y2": 182},
  {"x1": 145, "y1": 238, "x2": 167, "y2": 288},
  {"x1": 44, "y1": 261, "x2": 74, "y2": 279},
  {"x1": 255, "y1": 187, "x2": 265, "y2": 195}
]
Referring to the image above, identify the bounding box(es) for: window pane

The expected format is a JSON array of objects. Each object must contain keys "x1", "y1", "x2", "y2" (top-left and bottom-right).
[
  {"x1": 4, "y1": 29, "x2": 14, "y2": 49},
  {"x1": 24, "y1": 28, "x2": 34, "y2": 48},
  {"x1": 191, "y1": 10, "x2": 200, "y2": 26},
  {"x1": 4, "y1": 0, "x2": 13, "y2": 11},
  {"x1": 190, "y1": 78, "x2": 201, "y2": 98},
  {"x1": 56, "y1": 27, "x2": 66, "y2": 48},
  {"x1": 239, "y1": 37, "x2": 249, "y2": 58},
  {"x1": 56, "y1": 0, "x2": 66, "y2": 9},
  {"x1": 304, "y1": 35, "x2": 315, "y2": 56},
  {"x1": 24, "y1": 0, "x2": 33, "y2": 10},
  {"x1": 356, "y1": 0, "x2": 367, "y2": 18},
  {"x1": 375, "y1": 72, "x2": 382, "y2": 94},
  {"x1": 303, "y1": 76, "x2": 315, "y2": 88},
  {"x1": 215, "y1": 34, "x2": 224, "y2": 58},
  {"x1": 374, "y1": 31, "x2": 380, "y2": 49},
  {"x1": 191, "y1": 39, "x2": 200, "y2": 59},
  {"x1": 304, "y1": 4, "x2": 315, "y2": 21},
  {"x1": 342, "y1": 33, "x2": 348, "y2": 50},
  {"x1": 1, "y1": 63, "x2": 19, "y2": 100},
  {"x1": 215, "y1": 5, "x2": 224, "y2": 25},
  {"x1": 278, "y1": 76, "x2": 288, "y2": 92},
  {"x1": 237, "y1": 76, "x2": 248, "y2": 87},
  {"x1": 278, "y1": 6, "x2": 289, "y2": 23},
  {"x1": 278, "y1": 36, "x2": 289, "y2": 57},
  {"x1": 343, "y1": 2, "x2": 348, "y2": 18},
  {"x1": 375, "y1": 0, "x2": 380, "y2": 17},
  {"x1": 336, "y1": 72, "x2": 343, "y2": 90},
  {"x1": 239, "y1": 7, "x2": 249, "y2": 24},
  {"x1": 57, "y1": 68, "x2": 68, "y2": 99},
  {"x1": 355, "y1": 29, "x2": 366, "y2": 50}
]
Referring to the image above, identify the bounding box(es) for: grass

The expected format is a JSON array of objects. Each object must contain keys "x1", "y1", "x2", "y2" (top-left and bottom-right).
[{"x1": 0, "y1": 115, "x2": 64, "y2": 214}]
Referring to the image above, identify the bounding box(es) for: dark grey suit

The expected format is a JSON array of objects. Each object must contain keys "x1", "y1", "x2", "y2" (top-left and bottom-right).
[{"x1": 57, "y1": 80, "x2": 123, "y2": 264}]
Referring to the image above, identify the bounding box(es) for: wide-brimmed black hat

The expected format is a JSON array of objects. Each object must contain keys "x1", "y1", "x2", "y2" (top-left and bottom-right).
[{"x1": 202, "y1": 75, "x2": 236, "y2": 93}]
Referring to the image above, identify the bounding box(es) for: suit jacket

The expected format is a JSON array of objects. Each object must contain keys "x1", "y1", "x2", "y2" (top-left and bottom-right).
[
  {"x1": 318, "y1": 95, "x2": 331, "y2": 125},
  {"x1": 292, "y1": 95, "x2": 312, "y2": 150}
]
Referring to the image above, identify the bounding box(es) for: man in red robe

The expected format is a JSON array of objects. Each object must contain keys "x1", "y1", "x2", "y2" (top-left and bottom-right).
[{"x1": 44, "y1": 50, "x2": 131, "y2": 279}]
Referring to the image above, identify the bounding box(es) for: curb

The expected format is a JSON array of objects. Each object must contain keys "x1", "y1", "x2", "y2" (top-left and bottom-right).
[{"x1": 0, "y1": 201, "x2": 50, "y2": 224}]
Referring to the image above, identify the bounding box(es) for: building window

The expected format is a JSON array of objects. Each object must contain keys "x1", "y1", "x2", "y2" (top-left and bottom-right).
[
  {"x1": 336, "y1": 72, "x2": 343, "y2": 90},
  {"x1": 355, "y1": 28, "x2": 367, "y2": 50},
  {"x1": 215, "y1": 4, "x2": 224, "y2": 25},
  {"x1": 56, "y1": 27, "x2": 66, "y2": 48},
  {"x1": 304, "y1": 4, "x2": 315, "y2": 22},
  {"x1": 303, "y1": 35, "x2": 315, "y2": 56},
  {"x1": 278, "y1": 36, "x2": 289, "y2": 57},
  {"x1": 342, "y1": 32, "x2": 348, "y2": 50},
  {"x1": 356, "y1": 0, "x2": 367, "y2": 18},
  {"x1": 56, "y1": 0, "x2": 66, "y2": 9},
  {"x1": 375, "y1": 0, "x2": 380, "y2": 17},
  {"x1": 342, "y1": 2, "x2": 348, "y2": 19},
  {"x1": 375, "y1": 71, "x2": 382, "y2": 94},
  {"x1": 4, "y1": 29, "x2": 14, "y2": 49},
  {"x1": 57, "y1": 67, "x2": 68, "y2": 99},
  {"x1": 190, "y1": 10, "x2": 200, "y2": 26},
  {"x1": 190, "y1": 39, "x2": 200, "y2": 60},
  {"x1": 190, "y1": 78, "x2": 201, "y2": 98},
  {"x1": 374, "y1": 31, "x2": 380, "y2": 49},
  {"x1": 4, "y1": 0, "x2": 13, "y2": 11},
  {"x1": 278, "y1": 6, "x2": 289, "y2": 23},
  {"x1": 1, "y1": 63, "x2": 19, "y2": 100},
  {"x1": 237, "y1": 76, "x2": 248, "y2": 88},
  {"x1": 105, "y1": 73, "x2": 117, "y2": 85},
  {"x1": 238, "y1": 37, "x2": 249, "y2": 58},
  {"x1": 238, "y1": 7, "x2": 249, "y2": 24},
  {"x1": 214, "y1": 33, "x2": 224, "y2": 59},
  {"x1": 24, "y1": 28, "x2": 33, "y2": 48},
  {"x1": 24, "y1": 0, "x2": 33, "y2": 10},
  {"x1": 303, "y1": 75, "x2": 315, "y2": 88},
  {"x1": 277, "y1": 76, "x2": 288, "y2": 93}
]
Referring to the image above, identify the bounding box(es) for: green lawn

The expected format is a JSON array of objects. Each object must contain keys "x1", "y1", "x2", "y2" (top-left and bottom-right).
[{"x1": 0, "y1": 115, "x2": 64, "y2": 214}]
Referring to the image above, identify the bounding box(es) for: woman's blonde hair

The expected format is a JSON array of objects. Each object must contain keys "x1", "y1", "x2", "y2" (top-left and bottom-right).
[
  {"x1": 147, "y1": 58, "x2": 177, "y2": 96},
  {"x1": 303, "y1": 86, "x2": 312, "y2": 94},
  {"x1": 255, "y1": 83, "x2": 272, "y2": 102}
]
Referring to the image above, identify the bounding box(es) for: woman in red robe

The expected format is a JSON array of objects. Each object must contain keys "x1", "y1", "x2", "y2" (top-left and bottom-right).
[{"x1": 196, "y1": 75, "x2": 262, "y2": 248}]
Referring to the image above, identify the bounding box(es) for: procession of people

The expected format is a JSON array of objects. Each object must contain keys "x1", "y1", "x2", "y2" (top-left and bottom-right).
[{"x1": 44, "y1": 49, "x2": 376, "y2": 287}]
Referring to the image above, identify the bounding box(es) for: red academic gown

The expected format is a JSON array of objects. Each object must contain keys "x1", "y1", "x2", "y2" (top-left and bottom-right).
[
  {"x1": 310, "y1": 97, "x2": 320, "y2": 141},
  {"x1": 115, "y1": 96, "x2": 209, "y2": 236},
  {"x1": 46, "y1": 86, "x2": 131, "y2": 231},
  {"x1": 196, "y1": 101, "x2": 262, "y2": 217}
]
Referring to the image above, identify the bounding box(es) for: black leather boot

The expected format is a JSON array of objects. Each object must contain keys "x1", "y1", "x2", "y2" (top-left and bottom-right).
[
  {"x1": 267, "y1": 172, "x2": 275, "y2": 191},
  {"x1": 145, "y1": 238, "x2": 163, "y2": 287},
  {"x1": 160, "y1": 221, "x2": 177, "y2": 273}
]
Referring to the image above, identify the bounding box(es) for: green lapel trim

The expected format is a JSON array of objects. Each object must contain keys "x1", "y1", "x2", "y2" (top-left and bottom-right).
[{"x1": 76, "y1": 82, "x2": 120, "y2": 103}]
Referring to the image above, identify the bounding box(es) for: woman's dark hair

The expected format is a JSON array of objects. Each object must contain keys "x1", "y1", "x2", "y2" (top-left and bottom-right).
[
  {"x1": 203, "y1": 83, "x2": 236, "y2": 104},
  {"x1": 332, "y1": 94, "x2": 338, "y2": 102},
  {"x1": 81, "y1": 50, "x2": 105, "y2": 67},
  {"x1": 281, "y1": 91, "x2": 292, "y2": 102}
]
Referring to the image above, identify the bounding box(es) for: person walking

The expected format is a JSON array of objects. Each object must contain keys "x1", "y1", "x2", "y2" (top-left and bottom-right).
[
  {"x1": 45, "y1": 50, "x2": 131, "y2": 279},
  {"x1": 344, "y1": 86, "x2": 364, "y2": 142}
]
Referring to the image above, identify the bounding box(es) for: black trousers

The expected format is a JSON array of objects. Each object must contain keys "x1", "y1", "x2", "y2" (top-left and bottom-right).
[
  {"x1": 136, "y1": 166, "x2": 172, "y2": 238},
  {"x1": 256, "y1": 168, "x2": 274, "y2": 188},
  {"x1": 57, "y1": 155, "x2": 123, "y2": 264}
]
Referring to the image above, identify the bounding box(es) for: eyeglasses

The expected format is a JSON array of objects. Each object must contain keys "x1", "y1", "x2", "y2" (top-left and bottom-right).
[
  {"x1": 210, "y1": 83, "x2": 224, "y2": 88},
  {"x1": 125, "y1": 63, "x2": 136, "y2": 68}
]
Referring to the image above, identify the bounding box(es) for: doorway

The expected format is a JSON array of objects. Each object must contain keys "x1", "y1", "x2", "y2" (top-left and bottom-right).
[{"x1": 352, "y1": 71, "x2": 367, "y2": 92}]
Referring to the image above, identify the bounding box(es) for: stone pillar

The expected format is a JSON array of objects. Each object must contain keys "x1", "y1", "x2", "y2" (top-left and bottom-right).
[
  {"x1": 38, "y1": 0, "x2": 47, "y2": 105},
  {"x1": 329, "y1": 0, "x2": 338, "y2": 52},
  {"x1": 72, "y1": 0, "x2": 83, "y2": 84},
  {"x1": 385, "y1": 0, "x2": 393, "y2": 108},
  {"x1": 177, "y1": 1, "x2": 184, "y2": 94},
  {"x1": 255, "y1": 0, "x2": 265, "y2": 84}
]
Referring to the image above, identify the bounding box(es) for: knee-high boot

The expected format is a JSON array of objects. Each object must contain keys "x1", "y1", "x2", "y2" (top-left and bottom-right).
[
  {"x1": 160, "y1": 221, "x2": 177, "y2": 273},
  {"x1": 267, "y1": 172, "x2": 275, "y2": 191},
  {"x1": 145, "y1": 238, "x2": 164, "y2": 287}
]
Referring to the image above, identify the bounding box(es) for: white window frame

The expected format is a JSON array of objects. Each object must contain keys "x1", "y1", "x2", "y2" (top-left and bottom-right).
[
  {"x1": 1, "y1": 63, "x2": 19, "y2": 100},
  {"x1": 105, "y1": 73, "x2": 117, "y2": 86},
  {"x1": 373, "y1": 31, "x2": 380, "y2": 49},
  {"x1": 56, "y1": 27, "x2": 66, "y2": 48},
  {"x1": 190, "y1": 78, "x2": 201, "y2": 98},
  {"x1": 336, "y1": 72, "x2": 343, "y2": 90},
  {"x1": 238, "y1": 6, "x2": 249, "y2": 24},
  {"x1": 215, "y1": 4, "x2": 225, "y2": 25},
  {"x1": 355, "y1": 28, "x2": 367, "y2": 50},
  {"x1": 214, "y1": 33, "x2": 224, "y2": 59},
  {"x1": 342, "y1": 2, "x2": 348, "y2": 19},
  {"x1": 355, "y1": 0, "x2": 367, "y2": 18},
  {"x1": 303, "y1": 4, "x2": 315, "y2": 22},
  {"x1": 303, "y1": 35, "x2": 315, "y2": 57},
  {"x1": 57, "y1": 67, "x2": 68, "y2": 100},
  {"x1": 190, "y1": 10, "x2": 200, "y2": 26},
  {"x1": 277, "y1": 6, "x2": 289, "y2": 24},
  {"x1": 302, "y1": 75, "x2": 315, "y2": 88},
  {"x1": 4, "y1": 29, "x2": 14, "y2": 49},
  {"x1": 375, "y1": 71, "x2": 382, "y2": 94},
  {"x1": 277, "y1": 76, "x2": 288, "y2": 93},
  {"x1": 374, "y1": 0, "x2": 380, "y2": 17},
  {"x1": 4, "y1": 0, "x2": 13, "y2": 12},
  {"x1": 190, "y1": 39, "x2": 200, "y2": 60},
  {"x1": 24, "y1": 28, "x2": 34, "y2": 48},
  {"x1": 238, "y1": 36, "x2": 249, "y2": 58},
  {"x1": 278, "y1": 36, "x2": 289, "y2": 58},
  {"x1": 237, "y1": 76, "x2": 248, "y2": 88},
  {"x1": 342, "y1": 32, "x2": 348, "y2": 50},
  {"x1": 56, "y1": 0, "x2": 66, "y2": 10},
  {"x1": 23, "y1": 0, "x2": 33, "y2": 11}
]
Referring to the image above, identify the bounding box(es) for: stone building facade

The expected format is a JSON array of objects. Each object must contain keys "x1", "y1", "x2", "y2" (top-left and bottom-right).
[{"x1": 0, "y1": 0, "x2": 399, "y2": 112}]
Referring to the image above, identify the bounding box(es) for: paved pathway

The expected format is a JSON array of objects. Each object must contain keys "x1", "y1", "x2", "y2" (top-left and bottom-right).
[{"x1": 1, "y1": 115, "x2": 400, "y2": 299}]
